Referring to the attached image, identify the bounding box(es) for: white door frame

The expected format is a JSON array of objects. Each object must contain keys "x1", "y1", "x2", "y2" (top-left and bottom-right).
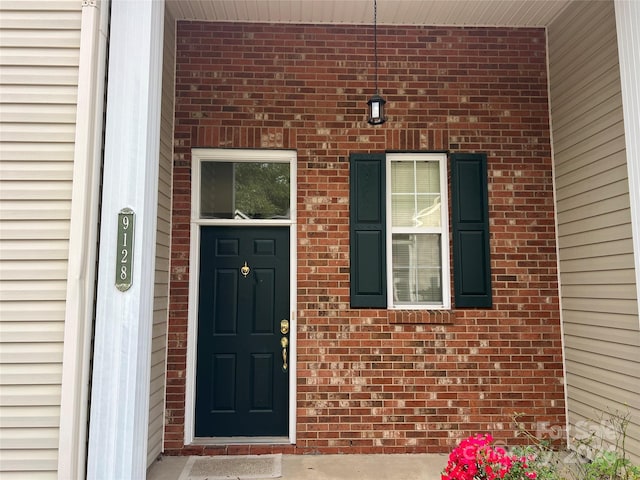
[{"x1": 184, "y1": 148, "x2": 297, "y2": 445}]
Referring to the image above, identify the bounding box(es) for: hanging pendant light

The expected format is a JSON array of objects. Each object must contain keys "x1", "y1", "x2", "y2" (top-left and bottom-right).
[{"x1": 367, "y1": 0, "x2": 386, "y2": 125}]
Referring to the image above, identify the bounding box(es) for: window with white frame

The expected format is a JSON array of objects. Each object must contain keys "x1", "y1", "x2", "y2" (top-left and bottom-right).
[
  {"x1": 387, "y1": 153, "x2": 450, "y2": 309},
  {"x1": 192, "y1": 148, "x2": 295, "y2": 222}
]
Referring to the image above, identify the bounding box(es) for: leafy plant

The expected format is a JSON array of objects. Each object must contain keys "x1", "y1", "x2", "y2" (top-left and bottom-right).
[
  {"x1": 509, "y1": 444, "x2": 561, "y2": 480},
  {"x1": 510, "y1": 409, "x2": 640, "y2": 480},
  {"x1": 442, "y1": 410, "x2": 639, "y2": 480},
  {"x1": 582, "y1": 450, "x2": 640, "y2": 480},
  {"x1": 568, "y1": 409, "x2": 640, "y2": 480}
]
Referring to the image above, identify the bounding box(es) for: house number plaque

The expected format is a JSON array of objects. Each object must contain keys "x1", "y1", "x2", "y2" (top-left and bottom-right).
[{"x1": 115, "y1": 208, "x2": 135, "y2": 291}]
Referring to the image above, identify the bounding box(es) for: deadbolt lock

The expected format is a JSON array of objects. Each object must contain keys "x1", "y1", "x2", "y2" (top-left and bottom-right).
[{"x1": 280, "y1": 319, "x2": 289, "y2": 335}]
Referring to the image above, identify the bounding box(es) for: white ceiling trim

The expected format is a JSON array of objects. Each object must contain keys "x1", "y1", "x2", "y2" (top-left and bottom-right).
[{"x1": 166, "y1": 0, "x2": 574, "y2": 27}]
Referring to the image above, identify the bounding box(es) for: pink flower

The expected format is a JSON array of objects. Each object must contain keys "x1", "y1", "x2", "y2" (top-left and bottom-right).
[{"x1": 441, "y1": 434, "x2": 540, "y2": 480}]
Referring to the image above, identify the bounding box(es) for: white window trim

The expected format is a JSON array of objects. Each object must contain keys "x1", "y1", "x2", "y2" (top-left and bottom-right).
[
  {"x1": 385, "y1": 153, "x2": 451, "y2": 310},
  {"x1": 185, "y1": 148, "x2": 297, "y2": 445}
]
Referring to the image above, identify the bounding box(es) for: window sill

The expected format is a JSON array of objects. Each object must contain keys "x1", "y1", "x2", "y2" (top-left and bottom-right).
[{"x1": 388, "y1": 309, "x2": 453, "y2": 324}]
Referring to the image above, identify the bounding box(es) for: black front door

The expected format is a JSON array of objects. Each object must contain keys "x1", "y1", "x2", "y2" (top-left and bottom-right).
[{"x1": 195, "y1": 226, "x2": 290, "y2": 437}]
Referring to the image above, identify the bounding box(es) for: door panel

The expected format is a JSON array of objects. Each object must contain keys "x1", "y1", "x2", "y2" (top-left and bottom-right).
[
  {"x1": 212, "y1": 354, "x2": 236, "y2": 411},
  {"x1": 196, "y1": 226, "x2": 290, "y2": 437}
]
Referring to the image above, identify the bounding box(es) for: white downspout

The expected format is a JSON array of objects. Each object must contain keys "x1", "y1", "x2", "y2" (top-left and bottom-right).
[{"x1": 58, "y1": 1, "x2": 109, "y2": 479}]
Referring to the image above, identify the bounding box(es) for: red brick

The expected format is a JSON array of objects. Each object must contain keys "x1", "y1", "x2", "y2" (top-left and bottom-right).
[{"x1": 165, "y1": 22, "x2": 564, "y2": 456}]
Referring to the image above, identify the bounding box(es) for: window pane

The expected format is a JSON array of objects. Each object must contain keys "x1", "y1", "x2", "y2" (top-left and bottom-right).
[
  {"x1": 391, "y1": 196, "x2": 415, "y2": 227},
  {"x1": 415, "y1": 161, "x2": 440, "y2": 193},
  {"x1": 391, "y1": 161, "x2": 415, "y2": 193},
  {"x1": 391, "y1": 159, "x2": 441, "y2": 228},
  {"x1": 392, "y1": 234, "x2": 442, "y2": 304},
  {"x1": 201, "y1": 162, "x2": 234, "y2": 218},
  {"x1": 415, "y1": 194, "x2": 441, "y2": 227},
  {"x1": 201, "y1": 161, "x2": 290, "y2": 219},
  {"x1": 235, "y1": 163, "x2": 290, "y2": 219}
]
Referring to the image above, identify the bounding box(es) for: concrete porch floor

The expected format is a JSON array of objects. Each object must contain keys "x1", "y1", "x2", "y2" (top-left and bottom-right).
[{"x1": 147, "y1": 453, "x2": 448, "y2": 480}]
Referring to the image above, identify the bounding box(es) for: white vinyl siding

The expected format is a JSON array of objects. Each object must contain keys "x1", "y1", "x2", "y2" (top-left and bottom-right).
[
  {"x1": 147, "y1": 5, "x2": 176, "y2": 468},
  {"x1": 549, "y1": 0, "x2": 640, "y2": 463},
  {"x1": 0, "y1": 0, "x2": 82, "y2": 478}
]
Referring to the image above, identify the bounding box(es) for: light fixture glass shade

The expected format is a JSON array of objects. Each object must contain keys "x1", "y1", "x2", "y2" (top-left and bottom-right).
[{"x1": 367, "y1": 94, "x2": 386, "y2": 125}]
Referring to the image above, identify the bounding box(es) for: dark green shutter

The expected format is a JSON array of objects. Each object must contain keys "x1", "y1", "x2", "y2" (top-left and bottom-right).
[
  {"x1": 451, "y1": 153, "x2": 492, "y2": 308},
  {"x1": 349, "y1": 153, "x2": 387, "y2": 308}
]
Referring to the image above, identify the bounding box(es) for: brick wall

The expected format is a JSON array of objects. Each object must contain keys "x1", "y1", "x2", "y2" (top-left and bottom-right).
[{"x1": 166, "y1": 21, "x2": 565, "y2": 455}]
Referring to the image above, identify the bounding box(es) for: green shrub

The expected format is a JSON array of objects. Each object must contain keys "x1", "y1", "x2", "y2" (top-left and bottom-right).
[{"x1": 508, "y1": 409, "x2": 640, "y2": 480}]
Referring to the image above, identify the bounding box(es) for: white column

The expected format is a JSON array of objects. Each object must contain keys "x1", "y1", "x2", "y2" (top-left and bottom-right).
[
  {"x1": 86, "y1": 0, "x2": 164, "y2": 478},
  {"x1": 614, "y1": 0, "x2": 640, "y2": 326}
]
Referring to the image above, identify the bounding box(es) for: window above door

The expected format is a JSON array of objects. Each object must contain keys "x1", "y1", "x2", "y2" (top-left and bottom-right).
[{"x1": 192, "y1": 149, "x2": 296, "y2": 224}]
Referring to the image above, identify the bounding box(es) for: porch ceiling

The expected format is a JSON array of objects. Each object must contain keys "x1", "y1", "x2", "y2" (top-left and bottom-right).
[{"x1": 166, "y1": 0, "x2": 573, "y2": 27}]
